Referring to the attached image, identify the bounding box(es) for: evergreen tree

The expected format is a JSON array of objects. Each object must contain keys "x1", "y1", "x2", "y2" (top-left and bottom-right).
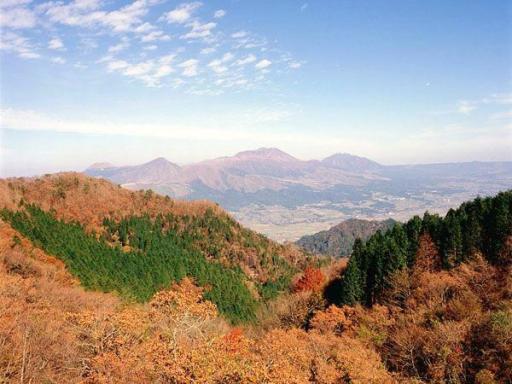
[
  {"x1": 441, "y1": 209, "x2": 463, "y2": 267},
  {"x1": 405, "y1": 215, "x2": 422, "y2": 266},
  {"x1": 340, "y1": 254, "x2": 363, "y2": 305}
]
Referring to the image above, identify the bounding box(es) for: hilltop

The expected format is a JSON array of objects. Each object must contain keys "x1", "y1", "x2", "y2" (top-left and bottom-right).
[{"x1": 296, "y1": 218, "x2": 397, "y2": 257}]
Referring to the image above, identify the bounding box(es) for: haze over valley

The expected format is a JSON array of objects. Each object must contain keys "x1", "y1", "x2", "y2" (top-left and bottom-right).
[{"x1": 86, "y1": 147, "x2": 512, "y2": 241}]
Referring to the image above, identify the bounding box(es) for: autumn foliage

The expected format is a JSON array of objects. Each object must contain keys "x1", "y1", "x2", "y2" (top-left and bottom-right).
[
  {"x1": 293, "y1": 267, "x2": 325, "y2": 292},
  {"x1": 1, "y1": 175, "x2": 511, "y2": 383}
]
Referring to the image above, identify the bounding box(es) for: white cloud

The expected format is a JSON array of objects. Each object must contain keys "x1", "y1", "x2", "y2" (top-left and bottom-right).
[
  {"x1": 42, "y1": 0, "x2": 151, "y2": 33},
  {"x1": 0, "y1": 31, "x2": 40, "y2": 59},
  {"x1": 123, "y1": 61, "x2": 153, "y2": 76},
  {"x1": 154, "y1": 64, "x2": 173, "y2": 78},
  {"x1": 162, "y1": 2, "x2": 202, "y2": 24},
  {"x1": 208, "y1": 52, "x2": 234, "y2": 74},
  {"x1": 288, "y1": 61, "x2": 302, "y2": 69},
  {"x1": 19, "y1": 51, "x2": 40, "y2": 59},
  {"x1": 103, "y1": 54, "x2": 177, "y2": 86},
  {"x1": 159, "y1": 54, "x2": 176, "y2": 64},
  {"x1": 213, "y1": 9, "x2": 225, "y2": 18},
  {"x1": 235, "y1": 54, "x2": 256, "y2": 66},
  {"x1": 141, "y1": 30, "x2": 170, "y2": 42},
  {"x1": 457, "y1": 101, "x2": 476, "y2": 114},
  {"x1": 51, "y1": 56, "x2": 66, "y2": 64},
  {"x1": 255, "y1": 59, "x2": 271, "y2": 69},
  {"x1": 133, "y1": 22, "x2": 154, "y2": 33},
  {"x1": 108, "y1": 40, "x2": 130, "y2": 53},
  {"x1": 0, "y1": 5, "x2": 37, "y2": 29},
  {"x1": 180, "y1": 20, "x2": 216, "y2": 40},
  {"x1": 231, "y1": 30, "x2": 247, "y2": 39},
  {"x1": 0, "y1": 106, "x2": 300, "y2": 140},
  {"x1": 0, "y1": 0, "x2": 32, "y2": 8},
  {"x1": 178, "y1": 58, "x2": 199, "y2": 77},
  {"x1": 107, "y1": 60, "x2": 129, "y2": 71},
  {"x1": 0, "y1": 0, "x2": 302, "y2": 92},
  {"x1": 200, "y1": 47, "x2": 216, "y2": 54},
  {"x1": 456, "y1": 93, "x2": 512, "y2": 115},
  {"x1": 48, "y1": 37, "x2": 64, "y2": 50}
]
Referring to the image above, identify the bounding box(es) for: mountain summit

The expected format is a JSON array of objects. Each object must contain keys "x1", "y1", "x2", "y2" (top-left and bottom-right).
[
  {"x1": 85, "y1": 148, "x2": 382, "y2": 197},
  {"x1": 233, "y1": 147, "x2": 299, "y2": 162},
  {"x1": 321, "y1": 153, "x2": 382, "y2": 172}
]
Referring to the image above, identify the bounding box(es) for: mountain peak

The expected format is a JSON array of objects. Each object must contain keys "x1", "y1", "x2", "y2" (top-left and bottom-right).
[
  {"x1": 321, "y1": 153, "x2": 381, "y2": 171},
  {"x1": 145, "y1": 157, "x2": 173, "y2": 165},
  {"x1": 86, "y1": 162, "x2": 115, "y2": 170},
  {"x1": 234, "y1": 147, "x2": 298, "y2": 162}
]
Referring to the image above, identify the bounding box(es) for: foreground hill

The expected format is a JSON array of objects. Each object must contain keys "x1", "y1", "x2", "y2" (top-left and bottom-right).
[
  {"x1": 85, "y1": 148, "x2": 512, "y2": 242},
  {"x1": 1, "y1": 179, "x2": 511, "y2": 383},
  {"x1": 296, "y1": 218, "x2": 396, "y2": 257},
  {"x1": 0, "y1": 173, "x2": 307, "y2": 322}
]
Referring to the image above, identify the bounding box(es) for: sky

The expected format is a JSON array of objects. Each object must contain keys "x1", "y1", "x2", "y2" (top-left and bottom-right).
[{"x1": 0, "y1": 0, "x2": 511, "y2": 177}]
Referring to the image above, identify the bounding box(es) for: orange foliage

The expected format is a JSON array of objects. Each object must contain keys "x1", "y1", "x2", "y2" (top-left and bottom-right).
[
  {"x1": 293, "y1": 267, "x2": 325, "y2": 292},
  {"x1": 2, "y1": 177, "x2": 510, "y2": 383}
]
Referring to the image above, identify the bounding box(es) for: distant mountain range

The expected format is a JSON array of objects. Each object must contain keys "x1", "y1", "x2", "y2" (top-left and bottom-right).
[
  {"x1": 85, "y1": 148, "x2": 512, "y2": 242},
  {"x1": 86, "y1": 148, "x2": 384, "y2": 196},
  {"x1": 296, "y1": 218, "x2": 397, "y2": 257}
]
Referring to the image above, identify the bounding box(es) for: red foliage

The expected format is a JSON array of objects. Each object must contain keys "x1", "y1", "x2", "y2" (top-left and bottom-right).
[
  {"x1": 222, "y1": 327, "x2": 244, "y2": 353},
  {"x1": 293, "y1": 267, "x2": 325, "y2": 293}
]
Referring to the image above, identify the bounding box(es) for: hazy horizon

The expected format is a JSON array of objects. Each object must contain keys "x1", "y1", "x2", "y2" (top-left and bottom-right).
[{"x1": 3, "y1": 140, "x2": 512, "y2": 178}]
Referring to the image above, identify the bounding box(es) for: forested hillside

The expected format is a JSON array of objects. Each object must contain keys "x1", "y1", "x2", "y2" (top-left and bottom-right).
[
  {"x1": 0, "y1": 174, "x2": 309, "y2": 322},
  {"x1": 334, "y1": 190, "x2": 512, "y2": 306},
  {"x1": 1, "y1": 177, "x2": 511, "y2": 383},
  {"x1": 296, "y1": 218, "x2": 396, "y2": 257}
]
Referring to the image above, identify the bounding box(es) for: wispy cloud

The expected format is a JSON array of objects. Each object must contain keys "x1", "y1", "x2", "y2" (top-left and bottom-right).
[
  {"x1": 178, "y1": 59, "x2": 199, "y2": 77},
  {"x1": 0, "y1": 0, "x2": 302, "y2": 95},
  {"x1": 51, "y1": 56, "x2": 66, "y2": 64},
  {"x1": 457, "y1": 100, "x2": 477, "y2": 114},
  {"x1": 0, "y1": 1, "x2": 37, "y2": 29},
  {"x1": 104, "y1": 54, "x2": 176, "y2": 86},
  {"x1": 255, "y1": 59, "x2": 271, "y2": 69},
  {"x1": 0, "y1": 31, "x2": 40, "y2": 59},
  {"x1": 231, "y1": 30, "x2": 247, "y2": 39},
  {"x1": 48, "y1": 37, "x2": 64, "y2": 50},
  {"x1": 213, "y1": 9, "x2": 226, "y2": 19},
  {"x1": 456, "y1": 93, "x2": 512, "y2": 114},
  {"x1": 235, "y1": 54, "x2": 256, "y2": 66},
  {"x1": 180, "y1": 20, "x2": 216, "y2": 40},
  {"x1": 161, "y1": 2, "x2": 202, "y2": 24}
]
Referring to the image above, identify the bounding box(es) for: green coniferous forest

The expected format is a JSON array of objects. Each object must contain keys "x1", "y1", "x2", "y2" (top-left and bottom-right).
[
  {"x1": 1, "y1": 204, "x2": 261, "y2": 323},
  {"x1": 334, "y1": 190, "x2": 512, "y2": 306}
]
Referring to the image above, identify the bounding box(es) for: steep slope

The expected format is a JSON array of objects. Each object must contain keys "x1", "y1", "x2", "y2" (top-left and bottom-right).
[
  {"x1": 296, "y1": 218, "x2": 396, "y2": 257},
  {"x1": 1, "y1": 178, "x2": 510, "y2": 383},
  {"x1": 0, "y1": 173, "x2": 308, "y2": 322},
  {"x1": 0, "y1": 222, "x2": 397, "y2": 383}
]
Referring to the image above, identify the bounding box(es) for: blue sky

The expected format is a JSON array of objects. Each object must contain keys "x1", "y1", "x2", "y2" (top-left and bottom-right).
[{"x1": 1, "y1": 0, "x2": 511, "y2": 176}]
